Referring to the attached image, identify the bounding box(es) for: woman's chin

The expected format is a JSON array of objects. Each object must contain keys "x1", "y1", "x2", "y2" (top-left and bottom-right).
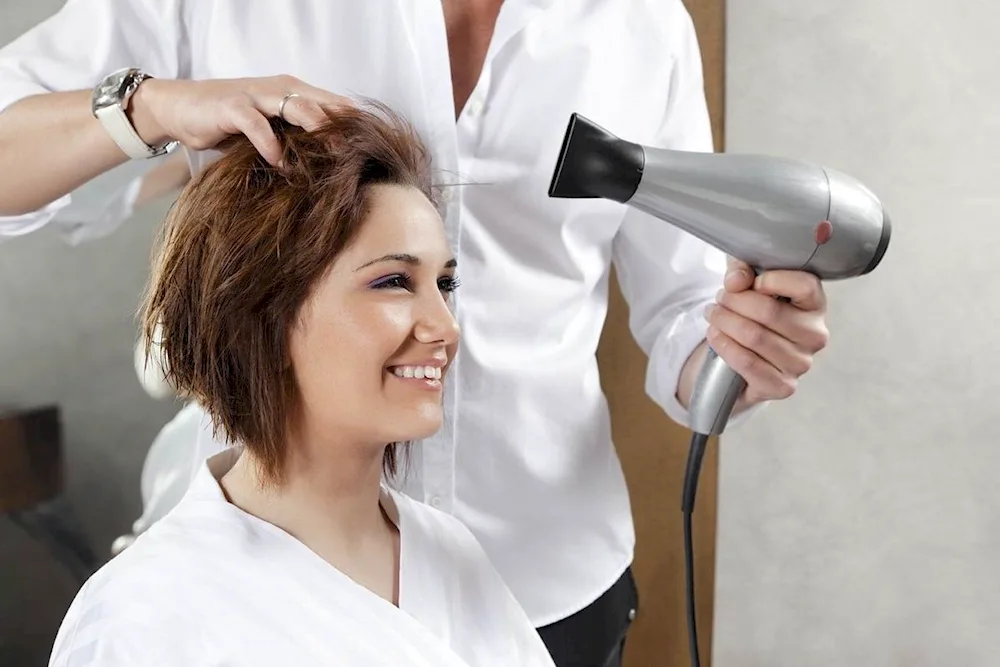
[{"x1": 389, "y1": 406, "x2": 444, "y2": 443}]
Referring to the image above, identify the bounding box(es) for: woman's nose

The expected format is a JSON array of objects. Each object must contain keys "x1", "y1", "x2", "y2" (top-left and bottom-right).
[{"x1": 414, "y1": 292, "x2": 460, "y2": 345}]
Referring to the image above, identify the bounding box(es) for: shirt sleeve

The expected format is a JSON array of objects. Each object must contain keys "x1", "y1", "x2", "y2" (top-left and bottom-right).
[
  {"x1": 609, "y1": 8, "x2": 760, "y2": 429},
  {"x1": 0, "y1": 0, "x2": 183, "y2": 235}
]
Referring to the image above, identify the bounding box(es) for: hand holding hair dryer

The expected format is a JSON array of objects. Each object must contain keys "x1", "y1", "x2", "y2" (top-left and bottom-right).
[{"x1": 548, "y1": 112, "x2": 890, "y2": 436}]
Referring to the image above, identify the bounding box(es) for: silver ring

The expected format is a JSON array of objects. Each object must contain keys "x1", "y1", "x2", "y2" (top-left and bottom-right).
[{"x1": 277, "y1": 92, "x2": 300, "y2": 121}]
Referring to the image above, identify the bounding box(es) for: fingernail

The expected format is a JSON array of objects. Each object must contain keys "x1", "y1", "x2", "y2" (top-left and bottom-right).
[
  {"x1": 704, "y1": 303, "x2": 716, "y2": 317},
  {"x1": 725, "y1": 268, "x2": 745, "y2": 283},
  {"x1": 716, "y1": 288, "x2": 725, "y2": 301}
]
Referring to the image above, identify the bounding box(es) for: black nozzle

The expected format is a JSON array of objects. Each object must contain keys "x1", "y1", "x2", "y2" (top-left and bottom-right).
[
  {"x1": 862, "y1": 208, "x2": 892, "y2": 274},
  {"x1": 547, "y1": 113, "x2": 645, "y2": 204}
]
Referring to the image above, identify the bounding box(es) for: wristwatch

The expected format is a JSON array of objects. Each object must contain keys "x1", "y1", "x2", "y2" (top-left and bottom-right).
[{"x1": 92, "y1": 67, "x2": 178, "y2": 159}]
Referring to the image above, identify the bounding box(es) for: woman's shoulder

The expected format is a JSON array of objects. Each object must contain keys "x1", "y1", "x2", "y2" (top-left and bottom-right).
[
  {"x1": 59, "y1": 514, "x2": 216, "y2": 618},
  {"x1": 48, "y1": 539, "x2": 207, "y2": 666},
  {"x1": 48, "y1": 502, "x2": 249, "y2": 665}
]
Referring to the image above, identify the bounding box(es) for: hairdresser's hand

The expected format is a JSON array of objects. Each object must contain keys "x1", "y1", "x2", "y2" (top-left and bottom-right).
[
  {"x1": 128, "y1": 75, "x2": 353, "y2": 166},
  {"x1": 703, "y1": 257, "x2": 829, "y2": 405}
]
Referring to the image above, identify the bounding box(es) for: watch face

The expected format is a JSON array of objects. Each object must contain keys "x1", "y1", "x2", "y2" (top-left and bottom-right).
[{"x1": 91, "y1": 68, "x2": 136, "y2": 110}]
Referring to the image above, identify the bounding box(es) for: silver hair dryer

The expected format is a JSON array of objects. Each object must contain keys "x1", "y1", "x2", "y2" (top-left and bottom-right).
[
  {"x1": 547, "y1": 112, "x2": 891, "y2": 667},
  {"x1": 548, "y1": 112, "x2": 890, "y2": 437}
]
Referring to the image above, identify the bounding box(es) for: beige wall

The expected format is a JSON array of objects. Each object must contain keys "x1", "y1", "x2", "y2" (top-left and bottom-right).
[{"x1": 717, "y1": 1, "x2": 1000, "y2": 664}]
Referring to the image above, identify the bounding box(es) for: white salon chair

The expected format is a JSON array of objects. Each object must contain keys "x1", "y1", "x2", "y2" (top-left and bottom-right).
[{"x1": 111, "y1": 326, "x2": 207, "y2": 556}]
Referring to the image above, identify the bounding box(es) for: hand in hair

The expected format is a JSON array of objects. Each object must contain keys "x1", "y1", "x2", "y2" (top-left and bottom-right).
[{"x1": 130, "y1": 74, "x2": 354, "y2": 167}]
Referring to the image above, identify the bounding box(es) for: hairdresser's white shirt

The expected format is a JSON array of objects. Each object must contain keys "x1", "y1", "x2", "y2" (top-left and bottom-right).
[
  {"x1": 47, "y1": 449, "x2": 556, "y2": 667},
  {"x1": 0, "y1": 0, "x2": 732, "y2": 626}
]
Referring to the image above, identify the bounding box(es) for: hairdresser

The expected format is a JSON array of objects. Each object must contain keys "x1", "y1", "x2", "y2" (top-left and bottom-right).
[{"x1": 0, "y1": 2, "x2": 831, "y2": 665}]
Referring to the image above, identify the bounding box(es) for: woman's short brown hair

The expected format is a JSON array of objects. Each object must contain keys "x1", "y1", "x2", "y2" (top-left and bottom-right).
[{"x1": 141, "y1": 102, "x2": 435, "y2": 484}]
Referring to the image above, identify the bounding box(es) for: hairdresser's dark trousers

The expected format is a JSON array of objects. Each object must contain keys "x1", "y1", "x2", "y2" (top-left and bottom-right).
[{"x1": 536, "y1": 566, "x2": 639, "y2": 667}]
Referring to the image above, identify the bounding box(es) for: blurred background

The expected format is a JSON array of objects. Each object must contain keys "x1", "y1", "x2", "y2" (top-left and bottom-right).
[
  {"x1": 604, "y1": 1, "x2": 1000, "y2": 664},
  {"x1": 717, "y1": 1, "x2": 1000, "y2": 665},
  {"x1": 1, "y1": 1, "x2": 998, "y2": 666},
  {"x1": 0, "y1": 5, "x2": 184, "y2": 666}
]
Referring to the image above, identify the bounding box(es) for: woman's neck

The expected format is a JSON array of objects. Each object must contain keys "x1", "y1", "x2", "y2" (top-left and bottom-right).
[{"x1": 219, "y1": 439, "x2": 400, "y2": 604}]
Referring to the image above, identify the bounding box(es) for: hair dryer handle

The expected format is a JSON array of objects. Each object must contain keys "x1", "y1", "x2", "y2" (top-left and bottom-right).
[
  {"x1": 689, "y1": 285, "x2": 790, "y2": 435},
  {"x1": 687, "y1": 346, "x2": 746, "y2": 436}
]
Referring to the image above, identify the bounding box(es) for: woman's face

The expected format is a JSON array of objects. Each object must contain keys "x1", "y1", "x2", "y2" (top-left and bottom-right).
[{"x1": 288, "y1": 184, "x2": 460, "y2": 450}]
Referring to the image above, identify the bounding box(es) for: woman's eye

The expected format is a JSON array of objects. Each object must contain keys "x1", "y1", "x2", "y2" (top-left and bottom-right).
[
  {"x1": 372, "y1": 274, "x2": 411, "y2": 290},
  {"x1": 439, "y1": 276, "x2": 461, "y2": 293},
  {"x1": 370, "y1": 274, "x2": 460, "y2": 293}
]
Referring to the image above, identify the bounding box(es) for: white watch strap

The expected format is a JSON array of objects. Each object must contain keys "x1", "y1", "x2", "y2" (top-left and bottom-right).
[{"x1": 95, "y1": 104, "x2": 158, "y2": 160}]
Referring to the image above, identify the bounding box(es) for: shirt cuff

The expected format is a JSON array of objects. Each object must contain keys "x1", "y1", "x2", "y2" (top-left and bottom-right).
[
  {"x1": 55, "y1": 174, "x2": 144, "y2": 246},
  {"x1": 0, "y1": 196, "x2": 70, "y2": 240},
  {"x1": 645, "y1": 303, "x2": 768, "y2": 431}
]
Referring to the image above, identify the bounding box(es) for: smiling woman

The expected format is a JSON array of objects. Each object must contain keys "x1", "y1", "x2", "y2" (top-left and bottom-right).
[
  {"x1": 47, "y1": 103, "x2": 556, "y2": 667},
  {"x1": 142, "y1": 102, "x2": 456, "y2": 484}
]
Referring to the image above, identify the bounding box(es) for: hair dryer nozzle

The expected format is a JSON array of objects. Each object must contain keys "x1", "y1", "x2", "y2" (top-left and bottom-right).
[{"x1": 548, "y1": 113, "x2": 645, "y2": 203}]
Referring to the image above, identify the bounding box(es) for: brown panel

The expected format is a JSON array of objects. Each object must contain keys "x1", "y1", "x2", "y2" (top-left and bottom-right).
[
  {"x1": 0, "y1": 405, "x2": 63, "y2": 513},
  {"x1": 600, "y1": 1, "x2": 726, "y2": 665},
  {"x1": 688, "y1": 0, "x2": 727, "y2": 155}
]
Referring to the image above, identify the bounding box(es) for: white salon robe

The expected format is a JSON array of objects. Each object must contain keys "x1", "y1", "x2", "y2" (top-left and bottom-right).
[{"x1": 48, "y1": 450, "x2": 557, "y2": 667}]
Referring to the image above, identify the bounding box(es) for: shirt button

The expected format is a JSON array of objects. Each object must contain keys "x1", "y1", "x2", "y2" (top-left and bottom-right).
[
  {"x1": 429, "y1": 496, "x2": 443, "y2": 508},
  {"x1": 628, "y1": 608, "x2": 637, "y2": 621}
]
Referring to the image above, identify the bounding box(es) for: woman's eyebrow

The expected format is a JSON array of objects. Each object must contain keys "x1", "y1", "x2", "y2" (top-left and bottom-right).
[
  {"x1": 354, "y1": 254, "x2": 457, "y2": 271},
  {"x1": 354, "y1": 253, "x2": 419, "y2": 271}
]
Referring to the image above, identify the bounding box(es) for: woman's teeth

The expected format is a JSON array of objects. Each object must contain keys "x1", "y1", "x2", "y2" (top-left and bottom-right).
[{"x1": 391, "y1": 365, "x2": 442, "y2": 380}]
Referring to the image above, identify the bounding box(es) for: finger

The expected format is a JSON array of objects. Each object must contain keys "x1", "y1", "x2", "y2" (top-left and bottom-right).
[
  {"x1": 275, "y1": 94, "x2": 330, "y2": 131},
  {"x1": 715, "y1": 289, "x2": 829, "y2": 354},
  {"x1": 298, "y1": 84, "x2": 355, "y2": 113},
  {"x1": 706, "y1": 326, "x2": 796, "y2": 402},
  {"x1": 754, "y1": 269, "x2": 826, "y2": 311},
  {"x1": 226, "y1": 105, "x2": 283, "y2": 166},
  {"x1": 267, "y1": 75, "x2": 354, "y2": 116},
  {"x1": 705, "y1": 302, "x2": 813, "y2": 376},
  {"x1": 724, "y1": 257, "x2": 755, "y2": 292},
  {"x1": 247, "y1": 75, "x2": 348, "y2": 123}
]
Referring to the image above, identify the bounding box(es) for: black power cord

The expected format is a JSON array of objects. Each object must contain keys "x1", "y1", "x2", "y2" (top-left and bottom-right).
[
  {"x1": 681, "y1": 431, "x2": 711, "y2": 667},
  {"x1": 680, "y1": 293, "x2": 787, "y2": 666}
]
